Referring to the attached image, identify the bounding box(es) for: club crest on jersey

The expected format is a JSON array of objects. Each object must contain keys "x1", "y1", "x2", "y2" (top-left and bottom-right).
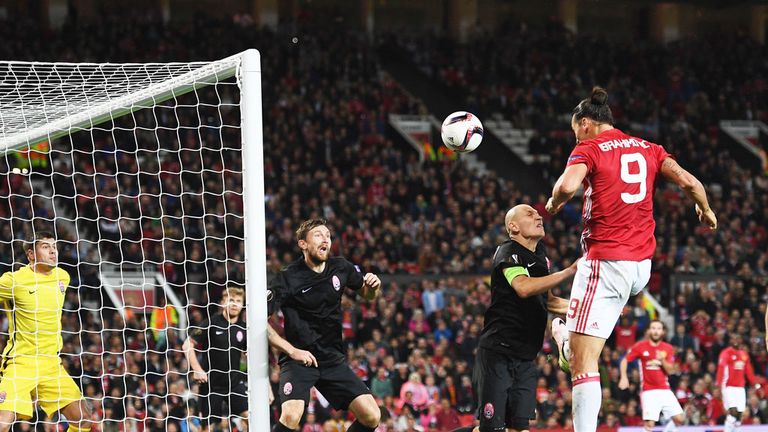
[
  {"x1": 284, "y1": 382, "x2": 293, "y2": 396},
  {"x1": 332, "y1": 275, "x2": 341, "y2": 291},
  {"x1": 236, "y1": 331, "x2": 244, "y2": 342},
  {"x1": 0, "y1": 391, "x2": 6, "y2": 403},
  {"x1": 58, "y1": 281, "x2": 66, "y2": 293},
  {"x1": 483, "y1": 403, "x2": 494, "y2": 419}
]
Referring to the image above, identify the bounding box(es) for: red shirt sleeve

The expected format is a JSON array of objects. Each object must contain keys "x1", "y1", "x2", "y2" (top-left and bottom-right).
[
  {"x1": 716, "y1": 349, "x2": 727, "y2": 386},
  {"x1": 625, "y1": 343, "x2": 640, "y2": 362},
  {"x1": 567, "y1": 142, "x2": 598, "y2": 173},
  {"x1": 746, "y1": 355, "x2": 757, "y2": 385},
  {"x1": 653, "y1": 142, "x2": 672, "y2": 165},
  {"x1": 665, "y1": 344, "x2": 676, "y2": 363}
]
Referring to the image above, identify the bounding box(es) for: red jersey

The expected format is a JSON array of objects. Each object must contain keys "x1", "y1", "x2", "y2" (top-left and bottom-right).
[
  {"x1": 566, "y1": 129, "x2": 670, "y2": 260},
  {"x1": 625, "y1": 340, "x2": 675, "y2": 391},
  {"x1": 716, "y1": 347, "x2": 756, "y2": 388}
]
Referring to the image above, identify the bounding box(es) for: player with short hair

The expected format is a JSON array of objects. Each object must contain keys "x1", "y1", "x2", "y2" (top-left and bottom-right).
[
  {"x1": 183, "y1": 287, "x2": 248, "y2": 431},
  {"x1": 546, "y1": 86, "x2": 717, "y2": 432},
  {"x1": 716, "y1": 334, "x2": 756, "y2": 432},
  {"x1": 0, "y1": 231, "x2": 92, "y2": 431},
  {"x1": 619, "y1": 320, "x2": 684, "y2": 432},
  {"x1": 267, "y1": 218, "x2": 382, "y2": 432},
  {"x1": 453, "y1": 204, "x2": 574, "y2": 432}
]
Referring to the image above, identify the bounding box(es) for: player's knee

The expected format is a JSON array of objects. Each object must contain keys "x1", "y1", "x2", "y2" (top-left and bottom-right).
[
  {"x1": 279, "y1": 401, "x2": 305, "y2": 428},
  {"x1": 356, "y1": 403, "x2": 381, "y2": 426},
  {"x1": 672, "y1": 414, "x2": 685, "y2": 425}
]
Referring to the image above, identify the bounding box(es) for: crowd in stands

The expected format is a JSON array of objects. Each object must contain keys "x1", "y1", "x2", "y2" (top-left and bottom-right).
[{"x1": 0, "y1": 10, "x2": 767, "y2": 432}]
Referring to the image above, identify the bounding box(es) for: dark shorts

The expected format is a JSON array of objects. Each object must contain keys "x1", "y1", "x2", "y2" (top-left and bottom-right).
[
  {"x1": 473, "y1": 347, "x2": 538, "y2": 431},
  {"x1": 200, "y1": 381, "x2": 248, "y2": 426},
  {"x1": 278, "y1": 359, "x2": 371, "y2": 409}
]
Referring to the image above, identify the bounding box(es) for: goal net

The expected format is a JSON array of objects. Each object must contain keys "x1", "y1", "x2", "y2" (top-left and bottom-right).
[{"x1": 0, "y1": 50, "x2": 268, "y2": 430}]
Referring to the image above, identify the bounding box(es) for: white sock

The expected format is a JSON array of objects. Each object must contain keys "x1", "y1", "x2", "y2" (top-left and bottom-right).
[
  {"x1": 572, "y1": 372, "x2": 601, "y2": 432},
  {"x1": 725, "y1": 414, "x2": 737, "y2": 432},
  {"x1": 663, "y1": 420, "x2": 678, "y2": 432}
]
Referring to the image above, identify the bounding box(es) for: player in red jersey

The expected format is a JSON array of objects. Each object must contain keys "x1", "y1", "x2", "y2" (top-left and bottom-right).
[
  {"x1": 716, "y1": 334, "x2": 756, "y2": 432},
  {"x1": 546, "y1": 87, "x2": 717, "y2": 432},
  {"x1": 619, "y1": 320, "x2": 684, "y2": 432}
]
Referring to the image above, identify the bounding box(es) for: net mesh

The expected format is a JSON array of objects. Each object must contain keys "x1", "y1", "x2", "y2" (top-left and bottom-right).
[{"x1": 0, "y1": 58, "x2": 247, "y2": 430}]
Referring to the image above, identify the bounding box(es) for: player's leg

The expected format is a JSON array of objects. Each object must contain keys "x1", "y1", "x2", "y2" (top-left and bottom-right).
[
  {"x1": 275, "y1": 361, "x2": 318, "y2": 431},
  {"x1": 551, "y1": 317, "x2": 570, "y2": 373},
  {"x1": 36, "y1": 361, "x2": 91, "y2": 432},
  {"x1": 504, "y1": 358, "x2": 538, "y2": 432},
  {"x1": 230, "y1": 381, "x2": 249, "y2": 432},
  {"x1": 470, "y1": 347, "x2": 512, "y2": 432},
  {"x1": 316, "y1": 363, "x2": 379, "y2": 431},
  {"x1": 57, "y1": 400, "x2": 92, "y2": 432},
  {"x1": 0, "y1": 357, "x2": 38, "y2": 430},
  {"x1": 640, "y1": 390, "x2": 663, "y2": 432},
  {"x1": 724, "y1": 387, "x2": 746, "y2": 432},
  {"x1": 566, "y1": 259, "x2": 638, "y2": 432},
  {"x1": 658, "y1": 390, "x2": 685, "y2": 432},
  {"x1": 347, "y1": 394, "x2": 381, "y2": 431}
]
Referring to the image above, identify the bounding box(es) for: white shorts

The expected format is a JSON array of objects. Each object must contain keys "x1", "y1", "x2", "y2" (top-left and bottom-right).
[
  {"x1": 565, "y1": 258, "x2": 651, "y2": 339},
  {"x1": 723, "y1": 386, "x2": 746, "y2": 411},
  {"x1": 641, "y1": 389, "x2": 684, "y2": 421}
]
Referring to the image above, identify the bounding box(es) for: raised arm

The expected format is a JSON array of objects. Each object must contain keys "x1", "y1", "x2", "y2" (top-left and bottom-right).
[
  {"x1": 660, "y1": 157, "x2": 717, "y2": 230},
  {"x1": 546, "y1": 164, "x2": 589, "y2": 215}
]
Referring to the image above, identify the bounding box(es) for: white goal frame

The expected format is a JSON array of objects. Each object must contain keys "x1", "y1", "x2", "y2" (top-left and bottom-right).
[{"x1": 0, "y1": 49, "x2": 269, "y2": 429}]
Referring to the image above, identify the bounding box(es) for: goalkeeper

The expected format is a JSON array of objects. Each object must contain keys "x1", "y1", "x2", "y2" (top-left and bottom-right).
[{"x1": 0, "y1": 231, "x2": 92, "y2": 431}]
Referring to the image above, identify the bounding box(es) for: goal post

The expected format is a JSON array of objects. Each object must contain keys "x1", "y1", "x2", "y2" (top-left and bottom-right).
[{"x1": 0, "y1": 49, "x2": 269, "y2": 430}]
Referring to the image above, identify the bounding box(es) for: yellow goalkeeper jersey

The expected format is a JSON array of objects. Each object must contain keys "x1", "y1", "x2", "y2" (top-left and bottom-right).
[{"x1": 0, "y1": 266, "x2": 70, "y2": 358}]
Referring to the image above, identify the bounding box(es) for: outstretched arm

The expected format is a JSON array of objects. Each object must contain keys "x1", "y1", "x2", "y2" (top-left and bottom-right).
[
  {"x1": 546, "y1": 164, "x2": 589, "y2": 215},
  {"x1": 660, "y1": 157, "x2": 717, "y2": 230},
  {"x1": 509, "y1": 260, "x2": 578, "y2": 299}
]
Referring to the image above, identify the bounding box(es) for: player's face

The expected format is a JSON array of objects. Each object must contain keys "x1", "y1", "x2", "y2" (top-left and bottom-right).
[
  {"x1": 571, "y1": 115, "x2": 592, "y2": 143},
  {"x1": 29, "y1": 238, "x2": 58, "y2": 267},
  {"x1": 648, "y1": 322, "x2": 664, "y2": 342},
  {"x1": 300, "y1": 225, "x2": 332, "y2": 263},
  {"x1": 223, "y1": 294, "x2": 244, "y2": 319},
  {"x1": 513, "y1": 206, "x2": 545, "y2": 239},
  {"x1": 731, "y1": 335, "x2": 742, "y2": 348}
]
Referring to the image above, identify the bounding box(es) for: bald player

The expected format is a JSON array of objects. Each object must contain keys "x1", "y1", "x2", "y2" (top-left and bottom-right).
[{"x1": 453, "y1": 205, "x2": 576, "y2": 432}]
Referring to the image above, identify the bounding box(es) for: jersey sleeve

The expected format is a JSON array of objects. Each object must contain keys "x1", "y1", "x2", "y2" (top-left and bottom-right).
[
  {"x1": 495, "y1": 251, "x2": 530, "y2": 287},
  {"x1": 716, "y1": 350, "x2": 727, "y2": 386},
  {"x1": 188, "y1": 319, "x2": 210, "y2": 350},
  {"x1": 624, "y1": 344, "x2": 639, "y2": 362},
  {"x1": 652, "y1": 143, "x2": 672, "y2": 165},
  {"x1": 0, "y1": 272, "x2": 13, "y2": 300},
  {"x1": 665, "y1": 344, "x2": 676, "y2": 363},
  {"x1": 566, "y1": 143, "x2": 598, "y2": 173},
  {"x1": 58, "y1": 268, "x2": 71, "y2": 289},
  {"x1": 345, "y1": 259, "x2": 365, "y2": 291},
  {"x1": 267, "y1": 273, "x2": 285, "y2": 316}
]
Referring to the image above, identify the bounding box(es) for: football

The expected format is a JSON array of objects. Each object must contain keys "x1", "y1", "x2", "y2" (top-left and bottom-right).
[{"x1": 440, "y1": 111, "x2": 484, "y2": 153}]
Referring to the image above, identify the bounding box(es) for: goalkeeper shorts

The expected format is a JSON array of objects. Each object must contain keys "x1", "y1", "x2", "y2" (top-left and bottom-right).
[{"x1": 0, "y1": 356, "x2": 83, "y2": 419}]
